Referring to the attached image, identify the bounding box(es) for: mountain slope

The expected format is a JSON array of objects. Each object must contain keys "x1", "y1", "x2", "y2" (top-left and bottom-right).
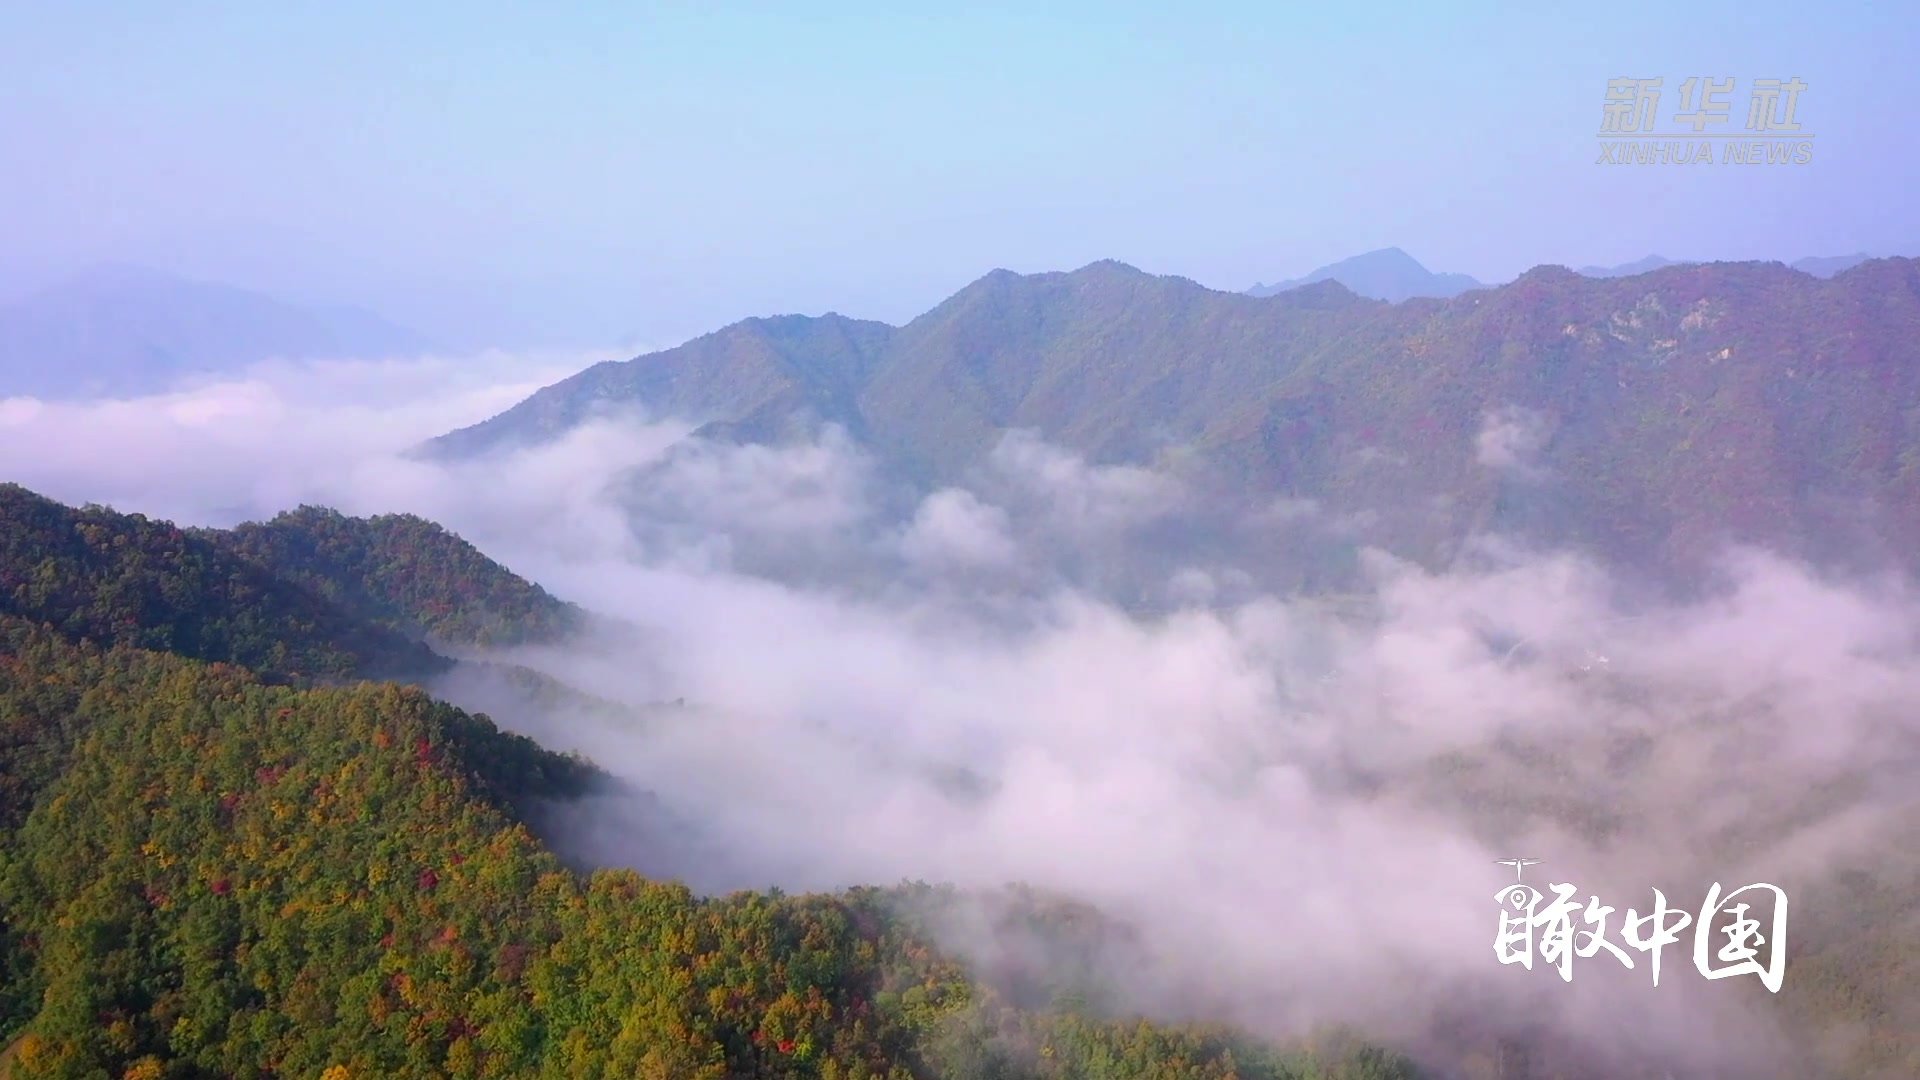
[
  {"x1": 0, "y1": 484, "x2": 442, "y2": 680},
  {"x1": 859, "y1": 262, "x2": 1375, "y2": 481},
  {"x1": 429, "y1": 257, "x2": 1920, "y2": 582},
  {"x1": 0, "y1": 264, "x2": 430, "y2": 400},
  {"x1": 430, "y1": 313, "x2": 894, "y2": 459},
  {"x1": 214, "y1": 506, "x2": 582, "y2": 649},
  {"x1": 0, "y1": 485, "x2": 576, "y2": 681},
  {"x1": 1247, "y1": 247, "x2": 1484, "y2": 301},
  {"x1": 0, "y1": 513, "x2": 1418, "y2": 1078}
]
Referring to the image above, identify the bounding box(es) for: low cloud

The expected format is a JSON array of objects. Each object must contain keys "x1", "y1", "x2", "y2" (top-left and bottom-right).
[
  {"x1": 0, "y1": 349, "x2": 621, "y2": 525},
  {"x1": 900, "y1": 488, "x2": 1020, "y2": 570},
  {"x1": 983, "y1": 429, "x2": 1186, "y2": 536},
  {"x1": 1476, "y1": 404, "x2": 1551, "y2": 479}
]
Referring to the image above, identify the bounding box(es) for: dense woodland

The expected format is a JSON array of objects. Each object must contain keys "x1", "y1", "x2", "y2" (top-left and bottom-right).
[
  {"x1": 212, "y1": 508, "x2": 579, "y2": 650},
  {"x1": 0, "y1": 487, "x2": 1416, "y2": 1079},
  {"x1": 0, "y1": 485, "x2": 581, "y2": 678},
  {"x1": 0, "y1": 486, "x2": 437, "y2": 682}
]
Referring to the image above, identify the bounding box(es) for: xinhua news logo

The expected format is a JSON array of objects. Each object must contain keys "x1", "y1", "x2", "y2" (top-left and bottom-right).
[{"x1": 1596, "y1": 77, "x2": 1814, "y2": 165}]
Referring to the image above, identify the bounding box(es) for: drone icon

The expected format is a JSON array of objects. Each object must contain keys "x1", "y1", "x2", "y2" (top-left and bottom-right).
[{"x1": 1494, "y1": 857, "x2": 1544, "y2": 882}]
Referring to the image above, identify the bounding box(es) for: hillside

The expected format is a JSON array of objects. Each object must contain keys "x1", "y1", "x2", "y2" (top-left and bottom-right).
[
  {"x1": 0, "y1": 485, "x2": 440, "y2": 680},
  {"x1": 0, "y1": 499, "x2": 1418, "y2": 1078},
  {"x1": 0, "y1": 485, "x2": 577, "y2": 682},
  {"x1": 214, "y1": 506, "x2": 581, "y2": 649},
  {"x1": 427, "y1": 257, "x2": 1920, "y2": 584},
  {"x1": 427, "y1": 313, "x2": 895, "y2": 460}
]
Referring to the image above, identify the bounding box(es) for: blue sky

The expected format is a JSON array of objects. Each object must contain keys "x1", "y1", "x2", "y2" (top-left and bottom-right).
[{"x1": 3, "y1": 1, "x2": 1915, "y2": 347}]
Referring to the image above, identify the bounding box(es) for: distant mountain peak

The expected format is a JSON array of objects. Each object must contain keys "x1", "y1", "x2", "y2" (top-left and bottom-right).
[
  {"x1": 1248, "y1": 248, "x2": 1483, "y2": 302},
  {"x1": 0, "y1": 265, "x2": 431, "y2": 399},
  {"x1": 1070, "y1": 258, "x2": 1153, "y2": 278},
  {"x1": 929, "y1": 261, "x2": 1200, "y2": 319},
  {"x1": 1344, "y1": 246, "x2": 1424, "y2": 268},
  {"x1": 960, "y1": 261, "x2": 1177, "y2": 290},
  {"x1": 1791, "y1": 252, "x2": 1875, "y2": 278},
  {"x1": 1575, "y1": 254, "x2": 1689, "y2": 279}
]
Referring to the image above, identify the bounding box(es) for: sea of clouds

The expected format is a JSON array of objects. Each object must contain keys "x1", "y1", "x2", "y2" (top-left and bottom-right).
[{"x1": 4, "y1": 355, "x2": 1914, "y2": 1078}]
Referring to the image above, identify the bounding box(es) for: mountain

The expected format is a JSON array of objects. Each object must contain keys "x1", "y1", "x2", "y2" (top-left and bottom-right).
[
  {"x1": 215, "y1": 506, "x2": 582, "y2": 649},
  {"x1": 0, "y1": 618, "x2": 1414, "y2": 1080},
  {"x1": 1247, "y1": 247, "x2": 1483, "y2": 301},
  {"x1": 1580, "y1": 253, "x2": 1899, "y2": 281},
  {"x1": 0, "y1": 264, "x2": 431, "y2": 400},
  {"x1": 1576, "y1": 254, "x2": 1688, "y2": 278},
  {"x1": 1791, "y1": 252, "x2": 1874, "y2": 278},
  {"x1": 431, "y1": 311, "x2": 894, "y2": 460},
  {"x1": 429, "y1": 256, "x2": 1920, "y2": 585},
  {"x1": 0, "y1": 488, "x2": 1418, "y2": 1079},
  {"x1": 0, "y1": 484, "x2": 577, "y2": 680}
]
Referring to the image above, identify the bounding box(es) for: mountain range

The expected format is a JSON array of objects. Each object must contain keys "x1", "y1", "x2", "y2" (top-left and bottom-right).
[
  {"x1": 1, "y1": 252, "x2": 1896, "y2": 403},
  {"x1": 1249, "y1": 248, "x2": 1905, "y2": 301},
  {"x1": 1575, "y1": 253, "x2": 1886, "y2": 280},
  {"x1": 0, "y1": 264, "x2": 430, "y2": 400},
  {"x1": 431, "y1": 255, "x2": 1920, "y2": 586}
]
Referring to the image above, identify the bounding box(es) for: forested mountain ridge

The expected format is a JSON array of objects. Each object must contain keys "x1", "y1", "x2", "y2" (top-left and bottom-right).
[
  {"x1": 0, "y1": 488, "x2": 1421, "y2": 1078},
  {"x1": 0, "y1": 485, "x2": 441, "y2": 681},
  {"x1": 214, "y1": 506, "x2": 582, "y2": 649},
  {"x1": 428, "y1": 257, "x2": 1920, "y2": 581},
  {"x1": 0, "y1": 560, "x2": 1416, "y2": 1078},
  {"x1": 0, "y1": 485, "x2": 578, "y2": 683}
]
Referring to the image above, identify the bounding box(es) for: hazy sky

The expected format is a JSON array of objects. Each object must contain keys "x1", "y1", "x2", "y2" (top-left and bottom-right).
[{"x1": 4, "y1": 1, "x2": 1915, "y2": 347}]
